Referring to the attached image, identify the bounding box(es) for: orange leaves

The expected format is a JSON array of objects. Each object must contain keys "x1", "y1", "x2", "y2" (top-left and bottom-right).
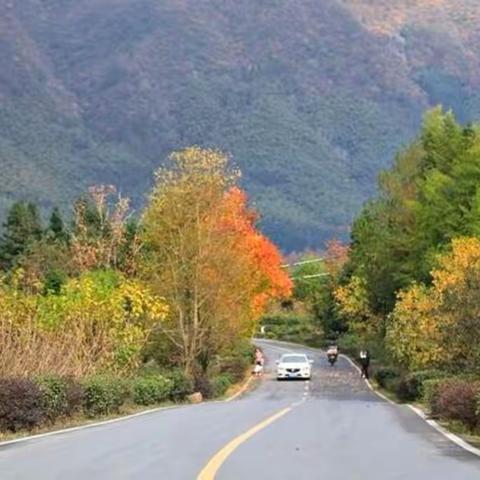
[
  {"x1": 141, "y1": 148, "x2": 290, "y2": 370},
  {"x1": 218, "y1": 187, "x2": 292, "y2": 316}
]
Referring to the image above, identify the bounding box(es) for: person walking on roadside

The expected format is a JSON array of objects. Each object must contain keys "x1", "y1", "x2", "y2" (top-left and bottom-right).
[
  {"x1": 254, "y1": 347, "x2": 264, "y2": 376},
  {"x1": 359, "y1": 349, "x2": 370, "y2": 379}
]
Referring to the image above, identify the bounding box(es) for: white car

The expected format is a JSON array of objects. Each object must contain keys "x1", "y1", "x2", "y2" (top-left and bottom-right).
[{"x1": 276, "y1": 353, "x2": 313, "y2": 380}]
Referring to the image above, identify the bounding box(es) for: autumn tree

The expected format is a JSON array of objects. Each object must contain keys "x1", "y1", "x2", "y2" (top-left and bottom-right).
[
  {"x1": 71, "y1": 185, "x2": 137, "y2": 273},
  {"x1": 141, "y1": 147, "x2": 291, "y2": 374},
  {"x1": 387, "y1": 237, "x2": 480, "y2": 371},
  {"x1": 386, "y1": 284, "x2": 443, "y2": 370},
  {"x1": 334, "y1": 275, "x2": 380, "y2": 340},
  {"x1": 430, "y1": 237, "x2": 480, "y2": 370}
]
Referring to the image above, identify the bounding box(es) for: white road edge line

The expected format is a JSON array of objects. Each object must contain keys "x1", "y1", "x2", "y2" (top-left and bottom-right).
[
  {"x1": 225, "y1": 374, "x2": 254, "y2": 402},
  {"x1": 0, "y1": 404, "x2": 181, "y2": 448},
  {"x1": 408, "y1": 405, "x2": 480, "y2": 458},
  {"x1": 0, "y1": 374, "x2": 255, "y2": 449},
  {"x1": 259, "y1": 339, "x2": 480, "y2": 458},
  {"x1": 339, "y1": 354, "x2": 395, "y2": 405}
]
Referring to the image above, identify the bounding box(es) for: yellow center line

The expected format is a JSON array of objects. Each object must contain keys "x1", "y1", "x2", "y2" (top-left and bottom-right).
[{"x1": 197, "y1": 407, "x2": 292, "y2": 480}]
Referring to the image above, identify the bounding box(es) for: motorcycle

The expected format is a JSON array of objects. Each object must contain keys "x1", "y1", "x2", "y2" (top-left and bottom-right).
[{"x1": 327, "y1": 352, "x2": 338, "y2": 366}]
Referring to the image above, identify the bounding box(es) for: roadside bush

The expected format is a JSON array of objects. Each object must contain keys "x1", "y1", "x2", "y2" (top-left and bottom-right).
[
  {"x1": 337, "y1": 333, "x2": 360, "y2": 358},
  {"x1": 0, "y1": 378, "x2": 45, "y2": 432},
  {"x1": 82, "y1": 375, "x2": 130, "y2": 416},
  {"x1": 434, "y1": 379, "x2": 480, "y2": 431},
  {"x1": 422, "y1": 378, "x2": 444, "y2": 413},
  {"x1": 64, "y1": 377, "x2": 86, "y2": 416},
  {"x1": 373, "y1": 367, "x2": 400, "y2": 390},
  {"x1": 194, "y1": 375, "x2": 214, "y2": 399},
  {"x1": 167, "y1": 369, "x2": 194, "y2": 402},
  {"x1": 132, "y1": 375, "x2": 172, "y2": 406},
  {"x1": 395, "y1": 370, "x2": 446, "y2": 402},
  {"x1": 218, "y1": 340, "x2": 253, "y2": 382},
  {"x1": 212, "y1": 374, "x2": 233, "y2": 398}
]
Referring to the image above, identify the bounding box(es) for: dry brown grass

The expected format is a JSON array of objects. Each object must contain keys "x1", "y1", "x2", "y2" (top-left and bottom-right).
[{"x1": 0, "y1": 306, "x2": 115, "y2": 378}]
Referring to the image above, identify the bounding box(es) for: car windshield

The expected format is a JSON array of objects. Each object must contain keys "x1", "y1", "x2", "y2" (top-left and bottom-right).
[{"x1": 281, "y1": 355, "x2": 307, "y2": 364}]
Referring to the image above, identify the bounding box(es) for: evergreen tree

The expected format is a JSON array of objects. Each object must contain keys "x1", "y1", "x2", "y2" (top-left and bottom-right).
[
  {"x1": 0, "y1": 201, "x2": 43, "y2": 270},
  {"x1": 47, "y1": 207, "x2": 69, "y2": 243}
]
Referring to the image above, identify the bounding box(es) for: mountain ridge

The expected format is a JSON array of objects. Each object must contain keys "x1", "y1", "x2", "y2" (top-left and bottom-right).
[{"x1": 1, "y1": 0, "x2": 480, "y2": 250}]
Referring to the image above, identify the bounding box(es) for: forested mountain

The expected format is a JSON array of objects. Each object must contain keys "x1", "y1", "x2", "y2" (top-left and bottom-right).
[{"x1": 2, "y1": 0, "x2": 480, "y2": 250}]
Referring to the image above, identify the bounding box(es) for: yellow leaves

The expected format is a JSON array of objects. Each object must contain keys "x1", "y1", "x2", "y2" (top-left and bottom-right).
[
  {"x1": 153, "y1": 147, "x2": 240, "y2": 201},
  {"x1": 0, "y1": 270, "x2": 168, "y2": 376},
  {"x1": 334, "y1": 275, "x2": 381, "y2": 340},
  {"x1": 433, "y1": 237, "x2": 480, "y2": 293},
  {"x1": 387, "y1": 283, "x2": 444, "y2": 370},
  {"x1": 334, "y1": 276, "x2": 370, "y2": 320},
  {"x1": 387, "y1": 237, "x2": 480, "y2": 370}
]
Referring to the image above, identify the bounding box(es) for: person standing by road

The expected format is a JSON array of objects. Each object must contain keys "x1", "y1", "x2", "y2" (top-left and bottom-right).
[
  {"x1": 254, "y1": 347, "x2": 264, "y2": 376},
  {"x1": 359, "y1": 349, "x2": 370, "y2": 379}
]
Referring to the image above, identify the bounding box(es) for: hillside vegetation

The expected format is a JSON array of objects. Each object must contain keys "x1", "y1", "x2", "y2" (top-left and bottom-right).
[{"x1": 2, "y1": 0, "x2": 480, "y2": 249}]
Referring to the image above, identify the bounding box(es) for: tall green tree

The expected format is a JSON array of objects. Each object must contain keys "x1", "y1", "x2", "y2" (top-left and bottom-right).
[
  {"x1": 46, "y1": 207, "x2": 69, "y2": 243},
  {"x1": 348, "y1": 107, "x2": 480, "y2": 319},
  {"x1": 0, "y1": 201, "x2": 43, "y2": 270}
]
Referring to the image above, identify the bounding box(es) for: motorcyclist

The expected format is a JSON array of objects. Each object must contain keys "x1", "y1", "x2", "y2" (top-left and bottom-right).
[{"x1": 326, "y1": 343, "x2": 339, "y2": 365}]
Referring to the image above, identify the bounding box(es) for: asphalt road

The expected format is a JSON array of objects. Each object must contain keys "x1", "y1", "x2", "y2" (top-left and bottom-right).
[{"x1": 1, "y1": 339, "x2": 480, "y2": 479}]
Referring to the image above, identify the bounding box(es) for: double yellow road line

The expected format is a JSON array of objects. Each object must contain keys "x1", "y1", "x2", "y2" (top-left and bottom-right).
[{"x1": 197, "y1": 407, "x2": 292, "y2": 480}]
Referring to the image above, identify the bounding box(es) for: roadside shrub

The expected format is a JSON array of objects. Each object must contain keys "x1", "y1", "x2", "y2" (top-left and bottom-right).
[
  {"x1": 64, "y1": 377, "x2": 86, "y2": 416},
  {"x1": 167, "y1": 369, "x2": 194, "y2": 402},
  {"x1": 132, "y1": 375, "x2": 172, "y2": 406},
  {"x1": 395, "y1": 378, "x2": 417, "y2": 402},
  {"x1": 434, "y1": 379, "x2": 480, "y2": 431},
  {"x1": 477, "y1": 391, "x2": 480, "y2": 421},
  {"x1": 0, "y1": 378, "x2": 45, "y2": 432},
  {"x1": 36, "y1": 375, "x2": 68, "y2": 422},
  {"x1": 194, "y1": 375, "x2": 214, "y2": 399},
  {"x1": 395, "y1": 370, "x2": 446, "y2": 402},
  {"x1": 82, "y1": 375, "x2": 130, "y2": 416},
  {"x1": 373, "y1": 367, "x2": 400, "y2": 390},
  {"x1": 218, "y1": 340, "x2": 253, "y2": 382},
  {"x1": 337, "y1": 333, "x2": 361, "y2": 358},
  {"x1": 422, "y1": 378, "x2": 444, "y2": 413},
  {"x1": 212, "y1": 374, "x2": 233, "y2": 398}
]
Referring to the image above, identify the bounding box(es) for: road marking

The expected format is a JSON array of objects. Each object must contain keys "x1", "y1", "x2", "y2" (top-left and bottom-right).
[
  {"x1": 339, "y1": 354, "x2": 395, "y2": 405},
  {"x1": 225, "y1": 375, "x2": 254, "y2": 402},
  {"x1": 260, "y1": 339, "x2": 480, "y2": 458},
  {"x1": 408, "y1": 405, "x2": 480, "y2": 458},
  {"x1": 0, "y1": 404, "x2": 183, "y2": 448},
  {"x1": 197, "y1": 407, "x2": 291, "y2": 480}
]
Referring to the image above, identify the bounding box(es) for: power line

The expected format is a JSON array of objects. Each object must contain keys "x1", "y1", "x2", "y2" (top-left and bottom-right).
[
  {"x1": 291, "y1": 273, "x2": 330, "y2": 279},
  {"x1": 281, "y1": 258, "x2": 324, "y2": 268}
]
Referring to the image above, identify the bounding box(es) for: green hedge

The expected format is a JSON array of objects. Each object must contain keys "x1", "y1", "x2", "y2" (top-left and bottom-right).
[
  {"x1": 36, "y1": 375, "x2": 84, "y2": 422},
  {"x1": 166, "y1": 369, "x2": 194, "y2": 402},
  {"x1": 82, "y1": 375, "x2": 130, "y2": 417},
  {"x1": 132, "y1": 375, "x2": 172, "y2": 406},
  {"x1": 0, "y1": 365, "x2": 241, "y2": 433},
  {"x1": 395, "y1": 370, "x2": 447, "y2": 402},
  {"x1": 373, "y1": 367, "x2": 401, "y2": 390},
  {"x1": 212, "y1": 374, "x2": 233, "y2": 398}
]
